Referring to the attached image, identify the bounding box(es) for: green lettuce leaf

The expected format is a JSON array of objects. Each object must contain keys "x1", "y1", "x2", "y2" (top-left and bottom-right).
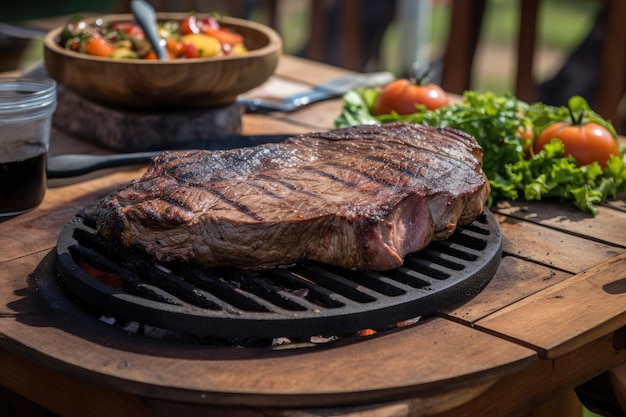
[{"x1": 334, "y1": 90, "x2": 626, "y2": 216}]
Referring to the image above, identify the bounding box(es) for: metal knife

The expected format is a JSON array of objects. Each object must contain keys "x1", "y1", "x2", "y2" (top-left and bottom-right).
[{"x1": 238, "y1": 71, "x2": 394, "y2": 113}]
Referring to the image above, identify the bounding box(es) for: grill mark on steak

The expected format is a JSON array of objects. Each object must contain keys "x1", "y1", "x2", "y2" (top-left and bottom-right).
[
  {"x1": 205, "y1": 188, "x2": 265, "y2": 222},
  {"x1": 371, "y1": 151, "x2": 480, "y2": 189},
  {"x1": 326, "y1": 161, "x2": 401, "y2": 190},
  {"x1": 300, "y1": 167, "x2": 359, "y2": 188},
  {"x1": 254, "y1": 174, "x2": 318, "y2": 197},
  {"x1": 97, "y1": 122, "x2": 490, "y2": 271},
  {"x1": 151, "y1": 156, "x2": 197, "y2": 177},
  {"x1": 366, "y1": 153, "x2": 429, "y2": 175},
  {"x1": 238, "y1": 180, "x2": 284, "y2": 200},
  {"x1": 158, "y1": 195, "x2": 194, "y2": 213}
]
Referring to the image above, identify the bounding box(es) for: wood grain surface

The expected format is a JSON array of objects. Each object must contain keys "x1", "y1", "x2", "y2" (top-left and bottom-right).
[{"x1": 2, "y1": 55, "x2": 626, "y2": 417}]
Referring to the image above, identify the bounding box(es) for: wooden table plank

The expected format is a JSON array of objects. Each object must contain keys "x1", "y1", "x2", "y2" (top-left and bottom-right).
[
  {"x1": 434, "y1": 331, "x2": 626, "y2": 417},
  {"x1": 496, "y1": 213, "x2": 625, "y2": 274},
  {"x1": 441, "y1": 255, "x2": 571, "y2": 324},
  {"x1": 604, "y1": 197, "x2": 626, "y2": 212},
  {"x1": 496, "y1": 199, "x2": 626, "y2": 248},
  {"x1": 241, "y1": 114, "x2": 311, "y2": 135},
  {"x1": 273, "y1": 55, "x2": 350, "y2": 85},
  {"x1": 475, "y1": 252, "x2": 626, "y2": 358},
  {"x1": 0, "y1": 348, "x2": 162, "y2": 417}
]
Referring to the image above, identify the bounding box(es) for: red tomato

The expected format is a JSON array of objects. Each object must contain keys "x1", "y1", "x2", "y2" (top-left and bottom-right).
[
  {"x1": 180, "y1": 15, "x2": 200, "y2": 35},
  {"x1": 113, "y1": 22, "x2": 144, "y2": 38},
  {"x1": 373, "y1": 79, "x2": 449, "y2": 115},
  {"x1": 533, "y1": 122, "x2": 619, "y2": 168},
  {"x1": 143, "y1": 50, "x2": 158, "y2": 60},
  {"x1": 84, "y1": 37, "x2": 113, "y2": 57},
  {"x1": 180, "y1": 41, "x2": 199, "y2": 59},
  {"x1": 166, "y1": 39, "x2": 184, "y2": 57}
]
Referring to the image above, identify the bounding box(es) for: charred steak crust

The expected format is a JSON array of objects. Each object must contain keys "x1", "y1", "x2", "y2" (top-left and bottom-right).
[{"x1": 97, "y1": 122, "x2": 490, "y2": 271}]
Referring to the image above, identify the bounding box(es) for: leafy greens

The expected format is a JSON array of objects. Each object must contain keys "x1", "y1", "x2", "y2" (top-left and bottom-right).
[{"x1": 335, "y1": 89, "x2": 626, "y2": 216}]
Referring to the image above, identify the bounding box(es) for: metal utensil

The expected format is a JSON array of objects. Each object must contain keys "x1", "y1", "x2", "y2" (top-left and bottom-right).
[
  {"x1": 0, "y1": 23, "x2": 46, "y2": 40},
  {"x1": 47, "y1": 152, "x2": 160, "y2": 178},
  {"x1": 47, "y1": 133, "x2": 293, "y2": 178},
  {"x1": 130, "y1": 0, "x2": 168, "y2": 60},
  {"x1": 238, "y1": 71, "x2": 395, "y2": 113}
]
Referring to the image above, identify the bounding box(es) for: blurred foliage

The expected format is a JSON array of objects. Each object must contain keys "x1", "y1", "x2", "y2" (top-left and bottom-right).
[
  {"x1": 0, "y1": 1, "x2": 119, "y2": 23},
  {"x1": 379, "y1": 0, "x2": 603, "y2": 92},
  {"x1": 486, "y1": 0, "x2": 602, "y2": 50}
]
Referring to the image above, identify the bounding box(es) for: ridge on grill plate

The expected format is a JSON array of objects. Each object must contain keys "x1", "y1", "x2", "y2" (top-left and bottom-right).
[{"x1": 55, "y1": 208, "x2": 502, "y2": 339}]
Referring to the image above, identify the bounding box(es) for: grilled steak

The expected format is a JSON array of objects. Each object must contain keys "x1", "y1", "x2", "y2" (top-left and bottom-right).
[{"x1": 96, "y1": 122, "x2": 490, "y2": 271}]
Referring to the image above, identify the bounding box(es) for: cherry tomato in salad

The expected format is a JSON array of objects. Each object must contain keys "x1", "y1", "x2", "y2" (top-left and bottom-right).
[
  {"x1": 166, "y1": 38, "x2": 183, "y2": 57},
  {"x1": 373, "y1": 79, "x2": 449, "y2": 116},
  {"x1": 112, "y1": 22, "x2": 144, "y2": 38},
  {"x1": 59, "y1": 13, "x2": 248, "y2": 60},
  {"x1": 143, "y1": 50, "x2": 160, "y2": 59},
  {"x1": 534, "y1": 121, "x2": 619, "y2": 168},
  {"x1": 84, "y1": 36, "x2": 114, "y2": 57},
  {"x1": 181, "y1": 41, "x2": 200, "y2": 58},
  {"x1": 180, "y1": 15, "x2": 200, "y2": 35},
  {"x1": 166, "y1": 39, "x2": 203, "y2": 59}
]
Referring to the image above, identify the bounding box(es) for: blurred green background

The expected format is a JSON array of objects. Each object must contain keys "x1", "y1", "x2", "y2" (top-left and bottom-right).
[{"x1": 0, "y1": 1, "x2": 119, "y2": 22}]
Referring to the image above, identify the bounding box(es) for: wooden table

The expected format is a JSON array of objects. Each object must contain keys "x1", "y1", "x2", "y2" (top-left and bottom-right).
[{"x1": 2, "y1": 55, "x2": 626, "y2": 417}]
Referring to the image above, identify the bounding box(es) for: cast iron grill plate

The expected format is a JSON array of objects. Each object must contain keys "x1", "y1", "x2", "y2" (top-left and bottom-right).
[{"x1": 56, "y1": 209, "x2": 502, "y2": 339}]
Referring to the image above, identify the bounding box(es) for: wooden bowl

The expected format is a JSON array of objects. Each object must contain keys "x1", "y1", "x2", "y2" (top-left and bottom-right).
[{"x1": 43, "y1": 14, "x2": 281, "y2": 110}]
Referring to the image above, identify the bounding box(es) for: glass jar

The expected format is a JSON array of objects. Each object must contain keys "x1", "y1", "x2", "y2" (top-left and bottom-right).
[{"x1": 0, "y1": 77, "x2": 57, "y2": 217}]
